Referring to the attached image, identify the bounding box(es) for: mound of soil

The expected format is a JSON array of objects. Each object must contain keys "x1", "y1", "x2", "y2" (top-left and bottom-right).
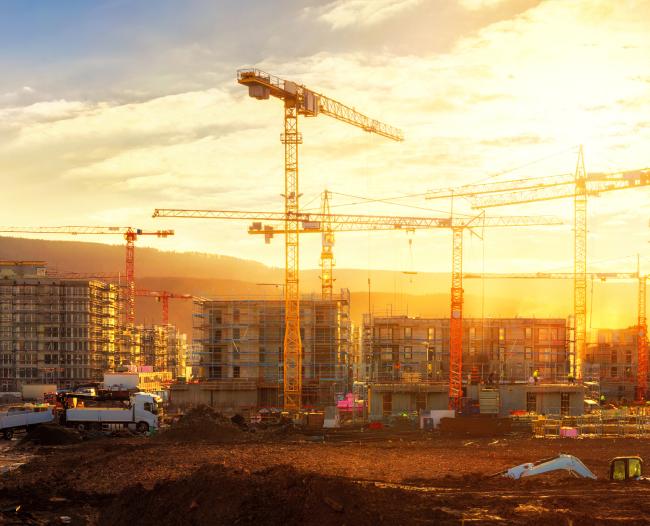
[
  {"x1": 98, "y1": 464, "x2": 455, "y2": 526},
  {"x1": 156, "y1": 405, "x2": 252, "y2": 443},
  {"x1": 17, "y1": 424, "x2": 82, "y2": 447}
]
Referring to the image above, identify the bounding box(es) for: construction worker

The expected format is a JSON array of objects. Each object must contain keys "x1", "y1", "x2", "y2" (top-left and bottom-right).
[
  {"x1": 533, "y1": 369, "x2": 539, "y2": 384},
  {"x1": 600, "y1": 393, "x2": 606, "y2": 406},
  {"x1": 567, "y1": 371, "x2": 575, "y2": 385}
]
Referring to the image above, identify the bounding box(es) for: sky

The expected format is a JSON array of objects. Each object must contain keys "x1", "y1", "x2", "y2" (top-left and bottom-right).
[{"x1": 1, "y1": 0, "x2": 650, "y2": 278}]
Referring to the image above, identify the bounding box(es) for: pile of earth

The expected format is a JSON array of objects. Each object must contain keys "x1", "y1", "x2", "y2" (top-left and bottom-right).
[
  {"x1": 156, "y1": 405, "x2": 254, "y2": 443},
  {"x1": 16, "y1": 424, "x2": 82, "y2": 447},
  {"x1": 97, "y1": 464, "x2": 458, "y2": 526}
]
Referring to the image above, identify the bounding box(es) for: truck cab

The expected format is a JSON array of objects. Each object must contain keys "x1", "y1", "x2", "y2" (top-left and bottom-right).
[
  {"x1": 610, "y1": 456, "x2": 643, "y2": 481},
  {"x1": 133, "y1": 392, "x2": 160, "y2": 431}
]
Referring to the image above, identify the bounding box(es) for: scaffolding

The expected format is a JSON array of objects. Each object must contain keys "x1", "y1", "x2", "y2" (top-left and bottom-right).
[
  {"x1": 166, "y1": 328, "x2": 188, "y2": 379},
  {"x1": 362, "y1": 316, "x2": 571, "y2": 385},
  {"x1": 192, "y1": 290, "x2": 351, "y2": 409},
  {"x1": 0, "y1": 273, "x2": 119, "y2": 391},
  {"x1": 139, "y1": 325, "x2": 168, "y2": 370}
]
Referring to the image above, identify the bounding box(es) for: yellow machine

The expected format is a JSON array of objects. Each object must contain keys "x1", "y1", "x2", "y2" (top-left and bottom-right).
[
  {"x1": 609, "y1": 456, "x2": 644, "y2": 481},
  {"x1": 501, "y1": 454, "x2": 644, "y2": 481}
]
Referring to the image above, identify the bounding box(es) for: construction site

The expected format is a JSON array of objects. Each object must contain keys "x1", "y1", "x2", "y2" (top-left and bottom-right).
[{"x1": 2, "y1": 2, "x2": 650, "y2": 524}]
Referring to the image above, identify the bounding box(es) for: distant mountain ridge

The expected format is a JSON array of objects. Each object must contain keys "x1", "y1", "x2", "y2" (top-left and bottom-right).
[{"x1": 0, "y1": 236, "x2": 637, "y2": 337}]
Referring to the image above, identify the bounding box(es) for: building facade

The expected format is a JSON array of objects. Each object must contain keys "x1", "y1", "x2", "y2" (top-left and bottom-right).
[
  {"x1": 362, "y1": 315, "x2": 579, "y2": 419},
  {"x1": 0, "y1": 263, "x2": 119, "y2": 391},
  {"x1": 166, "y1": 328, "x2": 188, "y2": 379},
  {"x1": 138, "y1": 324, "x2": 187, "y2": 379},
  {"x1": 192, "y1": 291, "x2": 351, "y2": 410},
  {"x1": 0, "y1": 262, "x2": 189, "y2": 391},
  {"x1": 363, "y1": 315, "x2": 570, "y2": 385},
  {"x1": 585, "y1": 327, "x2": 638, "y2": 400}
]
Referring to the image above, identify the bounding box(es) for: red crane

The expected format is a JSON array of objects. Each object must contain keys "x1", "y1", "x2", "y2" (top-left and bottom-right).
[
  {"x1": 135, "y1": 289, "x2": 193, "y2": 325},
  {"x1": 0, "y1": 226, "x2": 174, "y2": 325}
]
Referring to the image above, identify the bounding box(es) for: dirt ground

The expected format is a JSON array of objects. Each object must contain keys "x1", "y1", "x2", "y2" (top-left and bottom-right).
[{"x1": 1, "y1": 427, "x2": 650, "y2": 525}]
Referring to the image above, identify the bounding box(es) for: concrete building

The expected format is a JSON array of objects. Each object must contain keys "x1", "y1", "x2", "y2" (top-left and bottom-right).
[
  {"x1": 585, "y1": 327, "x2": 638, "y2": 401},
  {"x1": 138, "y1": 324, "x2": 188, "y2": 379},
  {"x1": 0, "y1": 262, "x2": 119, "y2": 391},
  {"x1": 475, "y1": 384, "x2": 585, "y2": 417},
  {"x1": 187, "y1": 291, "x2": 351, "y2": 412},
  {"x1": 139, "y1": 325, "x2": 167, "y2": 371},
  {"x1": 166, "y1": 328, "x2": 188, "y2": 379},
  {"x1": 363, "y1": 315, "x2": 572, "y2": 419},
  {"x1": 115, "y1": 326, "x2": 141, "y2": 370},
  {"x1": 364, "y1": 315, "x2": 569, "y2": 384},
  {"x1": 0, "y1": 262, "x2": 189, "y2": 392}
]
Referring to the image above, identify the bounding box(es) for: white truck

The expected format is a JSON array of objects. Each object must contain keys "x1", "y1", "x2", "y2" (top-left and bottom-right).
[
  {"x1": 64, "y1": 392, "x2": 160, "y2": 433},
  {"x1": 0, "y1": 404, "x2": 55, "y2": 440}
]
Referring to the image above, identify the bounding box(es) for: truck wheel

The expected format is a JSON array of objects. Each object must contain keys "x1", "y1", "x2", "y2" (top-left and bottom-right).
[
  {"x1": 76, "y1": 423, "x2": 86, "y2": 432},
  {"x1": 2, "y1": 429, "x2": 13, "y2": 440},
  {"x1": 136, "y1": 422, "x2": 149, "y2": 433}
]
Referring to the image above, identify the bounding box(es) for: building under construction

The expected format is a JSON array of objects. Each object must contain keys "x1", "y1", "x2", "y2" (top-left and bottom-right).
[
  {"x1": 0, "y1": 261, "x2": 189, "y2": 391},
  {"x1": 139, "y1": 324, "x2": 188, "y2": 379},
  {"x1": 180, "y1": 290, "x2": 351, "y2": 412},
  {"x1": 362, "y1": 315, "x2": 576, "y2": 418},
  {"x1": 0, "y1": 261, "x2": 119, "y2": 391},
  {"x1": 363, "y1": 315, "x2": 569, "y2": 384},
  {"x1": 585, "y1": 327, "x2": 639, "y2": 401}
]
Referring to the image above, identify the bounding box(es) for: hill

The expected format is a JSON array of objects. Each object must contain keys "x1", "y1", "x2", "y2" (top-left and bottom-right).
[{"x1": 0, "y1": 236, "x2": 638, "y2": 338}]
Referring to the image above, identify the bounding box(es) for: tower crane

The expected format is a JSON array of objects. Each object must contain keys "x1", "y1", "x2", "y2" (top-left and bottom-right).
[
  {"x1": 320, "y1": 190, "x2": 335, "y2": 300},
  {"x1": 236, "y1": 68, "x2": 403, "y2": 412},
  {"x1": 463, "y1": 264, "x2": 648, "y2": 400},
  {"x1": 154, "y1": 206, "x2": 562, "y2": 409},
  {"x1": 135, "y1": 289, "x2": 193, "y2": 326},
  {"x1": 426, "y1": 147, "x2": 650, "y2": 388},
  {"x1": 0, "y1": 226, "x2": 174, "y2": 325}
]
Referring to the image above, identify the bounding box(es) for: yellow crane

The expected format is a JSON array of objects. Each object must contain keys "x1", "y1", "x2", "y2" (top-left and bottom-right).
[
  {"x1": 234, "y1": 69, "x2": 402, "y2": 411},
  {"x1": 320, "y1": 190, "x2": 335, "y2": 301},
  {"x1": 154, "y1": 206, "x2": 562, "y2": 409}
]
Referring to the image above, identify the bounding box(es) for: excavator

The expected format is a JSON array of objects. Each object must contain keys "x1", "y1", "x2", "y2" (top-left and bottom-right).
[{"x1": 499, "y1": 454, "x2": 644, "y2": 481}]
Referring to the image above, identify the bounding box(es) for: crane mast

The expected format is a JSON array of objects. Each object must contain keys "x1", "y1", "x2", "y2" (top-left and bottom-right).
[
  {"x1": 574, "y1": 148, "x2": 588, "y2": 381},
  {"x1": 638, "y1": 256, "x2": 648, "y2": 399},
  {"x1": 320, "y1": 190, "x2": 335, "y2": 300},
  {"x1": 237, "y1": 68, "x2": 402, "y2": 412}
]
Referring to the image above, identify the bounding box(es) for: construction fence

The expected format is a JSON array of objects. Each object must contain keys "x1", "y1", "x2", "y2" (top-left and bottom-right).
[{"x1": 532, "y1": 408, "x2": 650, "y2": 438}]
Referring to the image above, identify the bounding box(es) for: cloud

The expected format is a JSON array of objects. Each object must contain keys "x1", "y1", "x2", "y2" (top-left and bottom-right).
[
  {"x1": 2, "y1": 0, "x2": 650, "y2": 272},
  {"x1": 458, "y1": 0, "x2": 510, "y2": 10},
  {"x1": 313, "y1": 0, "x2": 423, "y2": 29},
  {"x1": 480, "y1": 135, "x2": 551, "y2": 147}
]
